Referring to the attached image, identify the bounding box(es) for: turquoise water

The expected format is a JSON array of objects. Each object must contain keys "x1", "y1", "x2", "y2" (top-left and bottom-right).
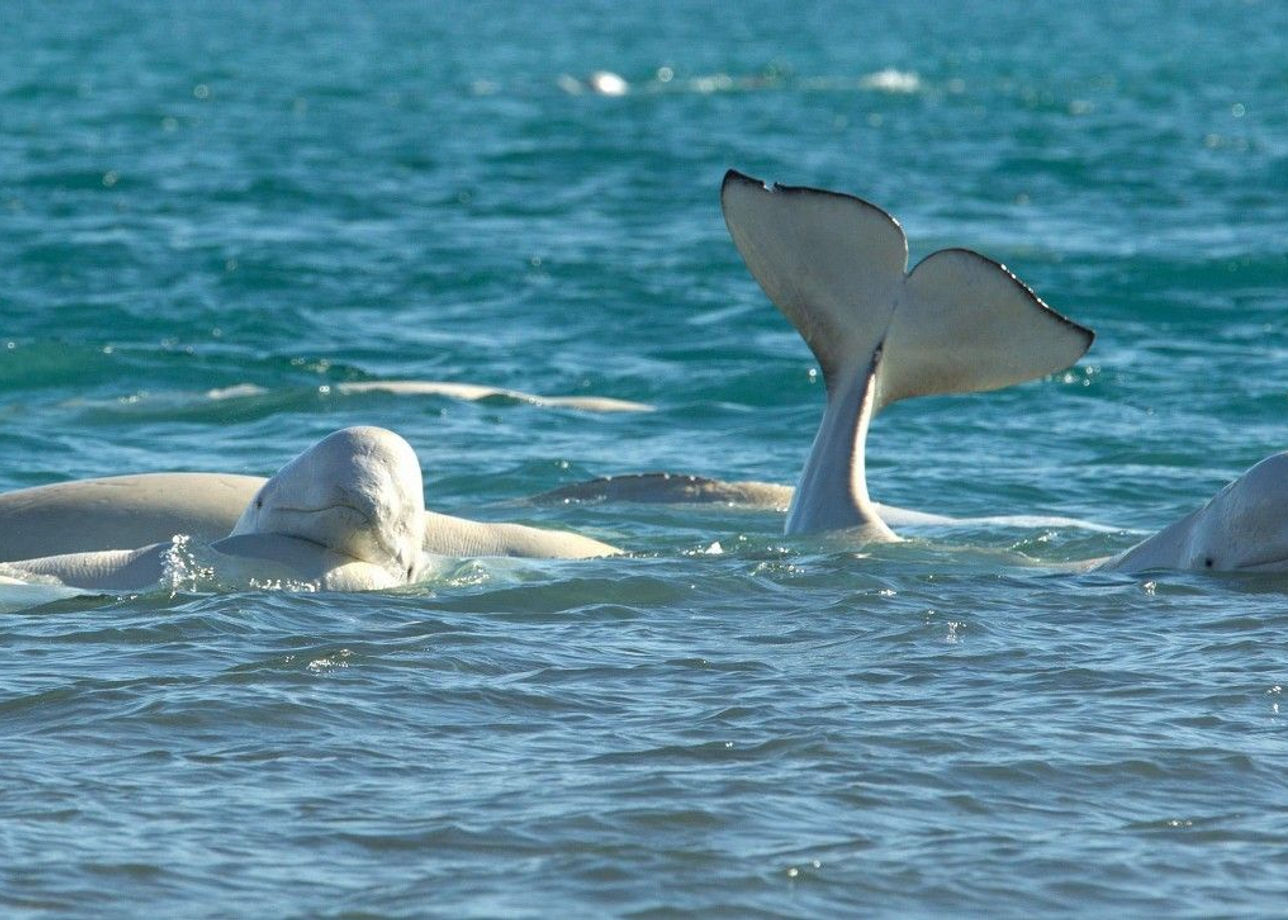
[{"x1": 4, "y1": 1, "x2": 1288, "y2": 915}]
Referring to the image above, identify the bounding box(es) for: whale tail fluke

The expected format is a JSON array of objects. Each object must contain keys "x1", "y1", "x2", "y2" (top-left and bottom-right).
[
  {"x1": 719, "y1": 169, "x2": 1093, "y2": 411},
  {"x1": 880, "y1": 247, "x2": 1094, "y2": 406},
  {"x1": 719, "y1": 169, "x2": 1094, "y2": 537}
]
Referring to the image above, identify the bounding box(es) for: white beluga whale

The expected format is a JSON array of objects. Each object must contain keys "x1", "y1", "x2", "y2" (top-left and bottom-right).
[
  {"x1": 325, "y1": 380, "x2": 651, "y2": 412},
  {"x1": 526, "y1": 172, "x2": 1288, "y2": 576},
  {"x1": 0, "y1": 472, "x2": 266, "y2": 562},
  {"x1": 1095, "y1": 451, "x2": 1288, "y2": 573},
  {"x1": 533, "y1": 172, "x2": 1097, "y2": 539},
  {"x1": 1, "y1": 427, "x2": 431, "y2": 592},
  {"x1": 0, "y1": 470, "x2": 621, "y2": 564},
  {"x1": 719, "y1": 169, "x2": 1095, "y2": 538},
  {"x1": 227, "y1": 425, "x2": 426, "y2": 580},
  {"x1": 200, "y1": 380, "x2": 653, "y2": 413},
  {"x1": 67, "y1": 379, "x2": 651, "y2": 418},
  {"x1": 719, "y1": 172, "x2": 1288, "y2": 574},
  {"x1": 0, "y1": 451, "x2": 621, "y2": 565},
  {"x1": 0, "y1": 472, "x2": 623, "y2": 562}
]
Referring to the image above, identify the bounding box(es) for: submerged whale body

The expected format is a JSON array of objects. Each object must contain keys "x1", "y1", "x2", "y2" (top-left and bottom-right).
[{"x1": 529, "y1": 472, "x2": 1115, "y2": 533}]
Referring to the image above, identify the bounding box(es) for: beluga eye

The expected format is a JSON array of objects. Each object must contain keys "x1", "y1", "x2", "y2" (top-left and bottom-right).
[{"x1": 1204, "y1": 557, "x2": 1214, "y2": 569}]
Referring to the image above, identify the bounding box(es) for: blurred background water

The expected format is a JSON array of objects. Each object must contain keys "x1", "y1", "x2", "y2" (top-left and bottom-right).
[{"x1": 2, "y1": 0, "x2": 1287, "y2": 915}]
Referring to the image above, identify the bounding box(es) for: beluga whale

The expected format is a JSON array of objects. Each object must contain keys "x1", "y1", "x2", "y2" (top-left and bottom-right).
[
  {"x1": 719, "y1": 170, "x2": 1095, "y2": 539},
  {"x1": 0, "y1": 454, "x2": 621, "y2": 565},
  {"x1": 720, "y1": 173, "x2": 1288, "y2": 575},
  {"x1": 530, "y1": 171, "x2": 1099, "y2": 541},
  {"x1": 0, "y1": 426, "x2": 432, "y2": 592},
  {"x1": 1094, "y1": 451, "x2": 1288, "y2": 573}
]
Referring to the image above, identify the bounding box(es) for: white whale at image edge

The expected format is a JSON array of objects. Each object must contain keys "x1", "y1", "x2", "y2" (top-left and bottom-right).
[{"x1": 1, "y1": 427, "x2": 433, "y2": 593}]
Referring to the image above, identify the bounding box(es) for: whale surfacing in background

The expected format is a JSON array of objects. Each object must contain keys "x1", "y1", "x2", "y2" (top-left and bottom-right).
[{"x1": 720, "y1": 169, "x2": 1094, "y2": 539}]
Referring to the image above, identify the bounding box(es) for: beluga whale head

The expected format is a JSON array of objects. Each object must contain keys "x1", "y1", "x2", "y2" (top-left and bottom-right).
[
  {"x1": 1176, "y1": 452, "x2": 1288, "y2": 572},
  {"x1": 1105, "y1": 451, "x2": 1288, "y2": 573},
  {"x1": 231, "y1": 426, "x2": 428, "y2": 582}
]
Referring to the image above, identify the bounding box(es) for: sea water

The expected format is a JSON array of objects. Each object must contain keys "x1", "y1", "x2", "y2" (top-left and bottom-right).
[{"x1": 2, "y1": 1, "x2": 1287, "y2": 915}]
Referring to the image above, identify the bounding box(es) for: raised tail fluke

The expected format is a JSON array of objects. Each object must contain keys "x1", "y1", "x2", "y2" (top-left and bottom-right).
[
  {"x1": 881, "y1": 247, "x2": 1094, "y2": 406},
  {"x1": 720, "y1": 169, "x2": 907, "y2": 393},
  {"x1": 720, "y1": 169, "x2": 1094, "y2": 536},
  {"x1": 720, "y1": 169, "x2": 1093, "y2": 408}
]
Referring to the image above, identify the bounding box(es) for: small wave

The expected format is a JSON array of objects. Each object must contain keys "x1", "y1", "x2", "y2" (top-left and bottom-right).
[
  {"x1": 549, "y1": 67, "x2": 925, "y2": 98},
  {"x1": 557, "y1": 71, "x2": 630, "y2": 96},
  {"x1": 858, "y1": 68, "x2": 921, "y2": 93},
  {"x1": 205, "y1": 383, "x2": 268, "y2": 400}
]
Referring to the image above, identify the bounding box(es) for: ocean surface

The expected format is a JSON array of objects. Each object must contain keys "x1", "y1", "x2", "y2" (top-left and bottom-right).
[{"x1": 3, "y1": 1, "x2": 1288, "y2": 915}]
